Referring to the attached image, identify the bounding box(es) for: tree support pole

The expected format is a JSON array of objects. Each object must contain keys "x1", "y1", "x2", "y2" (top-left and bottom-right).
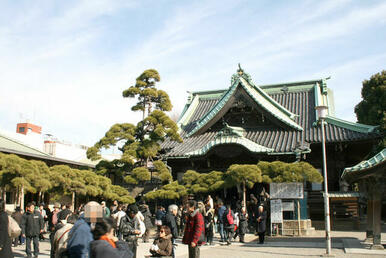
[
  {"x1": 297, "y1": 200, "x2": 301, "y2": 236},
  {"x1": 72, "y1": 192, "x2": 76, "y2": 212}
]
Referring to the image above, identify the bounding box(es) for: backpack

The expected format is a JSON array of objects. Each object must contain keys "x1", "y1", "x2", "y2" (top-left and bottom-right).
[
  {"x1": 55, "y1": 226, "x2": 73, "y2": 258},
  {"x1": 226, "y1": 209, "x2": 234, "y2": 225},
  {"x1": 8, "y1": 215, "x2": 21, "y2": 238},
  {"x1": 120, "y1": 216, "x2": 131, "y2": 236}
]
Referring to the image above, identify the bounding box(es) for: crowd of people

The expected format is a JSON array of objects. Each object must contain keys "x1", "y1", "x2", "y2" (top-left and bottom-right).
[{"x1": 0, "y1": 193, "x2": 268, "y2": 258}]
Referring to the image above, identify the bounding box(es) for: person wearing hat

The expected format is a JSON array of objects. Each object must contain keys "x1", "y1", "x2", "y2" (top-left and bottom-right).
[
  {"x1": 67, "y1": 201, "x2": 103, "y2": 258},
  {"x1": 119, "y1": 204, "x2": 141, "y2": 258}
]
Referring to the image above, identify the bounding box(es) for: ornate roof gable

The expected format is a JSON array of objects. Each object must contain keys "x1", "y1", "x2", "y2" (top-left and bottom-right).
[
  {"x1": 187, "y1": 65, "x2": 303, "y2": 137},
  {"x1": 186, "y1": 123, "x2": 274, "y2": 156}
]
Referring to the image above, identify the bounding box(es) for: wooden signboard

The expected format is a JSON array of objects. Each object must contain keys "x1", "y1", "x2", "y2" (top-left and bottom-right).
[
  {"x1": 270, "y1": 199, "x2": 283, "y2": 223},
  {"x1": 270, "y1": 183, "x2": 304, "y2": 199},
  {"x1": 282, "y1": 201, "x2": 295, "y2": 211}
]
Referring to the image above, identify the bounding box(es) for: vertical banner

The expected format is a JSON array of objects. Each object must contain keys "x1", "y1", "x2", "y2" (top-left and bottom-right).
[{"x1": 270, "y1": 199, "x2": 283, "y2": 223}]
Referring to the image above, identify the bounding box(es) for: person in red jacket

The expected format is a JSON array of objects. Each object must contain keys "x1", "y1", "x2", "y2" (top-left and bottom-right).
[{"x1": 182, "y1": 200, "x2": 205, "y2": 258}]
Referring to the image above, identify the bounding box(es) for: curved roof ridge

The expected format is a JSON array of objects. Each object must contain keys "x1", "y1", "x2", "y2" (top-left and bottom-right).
[
  {"x1": 187, "y1": 71, "x2": 304, "y2": 137},
  {"x1": 239, "y1": 77, "x2": 302, "y2": 131},
  {"x1": 186, "y1": 78, "x2": 240, "y2": 137},
  {"x1": 186, "y1": 135, "x2": 274, "y2": 157},
  {"x1": 341, "y1": 148, "x2": 386, "y2": 181},
  {"x1": 325, "y1": 116, "x2": 378, "y2": 133}
]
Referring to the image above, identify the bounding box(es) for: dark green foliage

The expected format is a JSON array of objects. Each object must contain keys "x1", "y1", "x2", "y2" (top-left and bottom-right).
[
  {"x1": 87, "y1": 123, "x2": 137, "y2": 162},
  {"x1": 225, "y1": 164, "x2": 262, "y2": 188},
  {"x1": 182, "y1": 170, "x2": 201, "y2": 188},
  {"x1": 179, "y1": 161, "x2": 322, "y2": 196},
  {"x1": 257, "y1": 161, "x2": 323, "y2": 183},
  {"x1": 144, "y1": 181, "x2": 187, "y2": 200},
  {"x1": 355, "y1": 70, "x2": 386, "y2": 149},
  {"x1": 201, "y1": 171, "x2": 225, "y2": 192},
  {"x1": 124, "y1": 167, "x2": 151, "y2": 184},
  {"x1": 182, "y1": 170, "x2": 225, "y2": 194},
  {"x1": 122, "y1": 69, "x2": 172, "y2": 118},
  {"x1": 50, "y1": 164, "x2": 135, "y2": 204},
  {"x1": 153, "y1": 160, "x2": 172, "y2": 183},
  {"x1": 0, "y1": 154, "x2": 36, "y2": 193},
  {"x1": 0, "y1": 153, "x2": 134, "y2": 206}
]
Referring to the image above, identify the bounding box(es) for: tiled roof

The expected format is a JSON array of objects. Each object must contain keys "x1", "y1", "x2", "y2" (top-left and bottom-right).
[
  {"x1": 341, "y1": 148, "x2": 386, "y2": 182},
  {"x1": 163, "y1": 71, "x2": 379, "y2": 158}
]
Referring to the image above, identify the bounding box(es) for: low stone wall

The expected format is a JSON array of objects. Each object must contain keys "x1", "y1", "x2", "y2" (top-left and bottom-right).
[{"x1": 282, "y1": 219, "x2": 316, "y2": 236}]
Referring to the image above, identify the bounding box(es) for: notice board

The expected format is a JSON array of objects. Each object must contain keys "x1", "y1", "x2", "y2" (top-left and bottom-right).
[
  {"x1": 270, "y1": 199, "x2": 283, "y2": 223},
  {"x1": 270, "y1": 183, "x2": 304, "y2": 199}
]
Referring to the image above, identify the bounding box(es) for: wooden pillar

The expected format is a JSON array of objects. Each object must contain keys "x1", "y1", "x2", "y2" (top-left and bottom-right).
[
  {"x1": 371, "y1": 180, "x2": 384, "y2": 250},
  {"x1": 365, "y1": 199, "x2": 373, "y2": 241}
]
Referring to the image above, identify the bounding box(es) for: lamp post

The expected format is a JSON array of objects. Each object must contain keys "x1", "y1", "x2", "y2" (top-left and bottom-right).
[{"x1": 315, "y1": 105, "x2": 332, "y2": 256}]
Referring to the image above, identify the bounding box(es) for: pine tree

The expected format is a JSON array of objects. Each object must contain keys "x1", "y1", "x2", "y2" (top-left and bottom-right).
[
  {"x1": 87, "y1": 69, "x2": 182, "y2": 196},
  {"x1": 225, "y1": 164, "x2": 262, "y2": 210}
]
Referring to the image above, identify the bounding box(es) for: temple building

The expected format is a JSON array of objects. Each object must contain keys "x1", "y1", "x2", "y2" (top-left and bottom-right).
[
  {"x1": 162, "y1": 65, "x2": 380, "y2": 221},
  {"x1": 341, "y1": 148, "x2": 386, "y2": 249}
]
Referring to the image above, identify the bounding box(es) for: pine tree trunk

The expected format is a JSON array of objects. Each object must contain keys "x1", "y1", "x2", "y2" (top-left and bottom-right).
[
  {"x1": 243, "y1": 181, "x2": 247, "y2": 211},
  {"x1": 143, "y1": 101, "x2": 146, "y2": 120},
  {"x1": 148, "y1": 102, "x2": 152, "y2": 116},
  {"x1": 15, "y1": 187, "x2": 19, "y2": 207},
  {"x1": 20, "y1": 186, "x2": 25, "y2": 211},
  {"x1": 72, "y1": 192, "x2": 75, "y2": 212},
  {"x1": 1, "y1": 187, "x2": 6, "y2": 203}
]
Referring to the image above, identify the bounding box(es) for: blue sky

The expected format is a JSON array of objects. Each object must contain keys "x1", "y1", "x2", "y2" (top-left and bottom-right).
[{"x1": 0, "y1": 0, "x2": 385, "y2": 146}]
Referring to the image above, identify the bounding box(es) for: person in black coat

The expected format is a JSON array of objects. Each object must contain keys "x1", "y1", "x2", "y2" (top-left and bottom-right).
[
  {"x1": 256, "y1": 206, "x2": 267, "y2": 244},
  {"x1": 204, "y1": 204, "x2": 214, "y2": 245},
  {"x1": 162, "y1": 204, "x2": 178, "y2": 258},
  {"x1": 0, "y1": 199, "x2": 14, "y2": 258},
  {"x1": 118, "y1": 205, "x2": 141, "y2": 258},
  {"x1": 162, "y1": 205, "x2": 178, "y2": 240},
  {"x1": 12, "y1": 206, "x2": 23, "y2": 246},
  {"x1": 139, "y1": 203, "x2": 152, "y2": 243},
  {"x1": 237, "y1": 207, "x2": 248, "y2": 243},
  {"x1": 90, "y1": 217, "x2": 133, "y2": 258},
  {"x1": 21, "y1": 202, "x2": 44, "y2": 258}
]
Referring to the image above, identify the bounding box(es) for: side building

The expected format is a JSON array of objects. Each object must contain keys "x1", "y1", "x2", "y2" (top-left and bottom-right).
[
  {"x1": 162, "y1": 66, "x2": 380, "y2": 221},
  {"x1": 0, "y1": 127, "x2": 96, "y2": 210}
]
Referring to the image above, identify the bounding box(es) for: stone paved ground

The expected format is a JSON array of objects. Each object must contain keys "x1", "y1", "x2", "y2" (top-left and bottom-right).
[{"x1": 13, "y1": 230, "x2": 385, "y2": 257}]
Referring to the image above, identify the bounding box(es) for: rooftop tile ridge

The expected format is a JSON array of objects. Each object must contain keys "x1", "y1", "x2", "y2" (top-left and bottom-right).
[
  {"x1": 259, "y1": 78, "x2": 329, "y2": 88},
  {"x1": 239, "y1": 77, "x2": 303, "y2": 131},
  {"x1": 186, "y1": 78, "x2": 241, "y2": 137},
  {"x1": 240, "y1": 77, "x2": 298, "y2": 120},
  {"x1": 186, "y1": 134, "x2": 274, "y2": 157},
  {"x1": 342, "y1": 148, "x2": 386, "y2": 177},
  {"x1": 325, "y1": 115, "x2": 378, "y2": 133}
]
